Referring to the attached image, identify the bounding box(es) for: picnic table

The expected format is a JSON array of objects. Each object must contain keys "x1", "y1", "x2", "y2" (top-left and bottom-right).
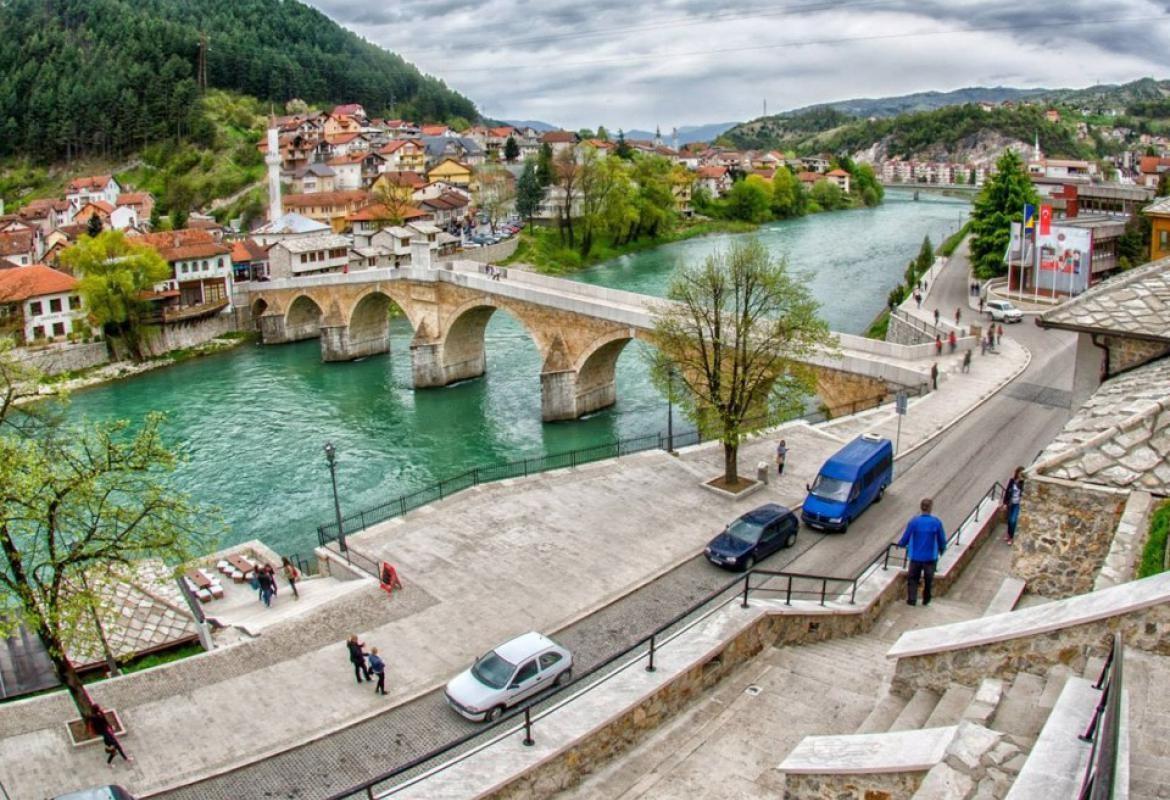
[
  {"x1": 186, "y1": 570, "x2": 212, "y2": 590},
  {"x1": 228, "y1": 555, "x2": 256, "y2": 574}
]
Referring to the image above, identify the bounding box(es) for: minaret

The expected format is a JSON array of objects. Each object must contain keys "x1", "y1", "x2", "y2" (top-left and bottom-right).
[
  {"x1": 1033, "y1": 131, "x2": 1042, "y2": 163},
  {"x1": 672, "y1": 127, "x2": 679, "y2": 152},
  {"x1": 654, "y1": 125, "x2": 662, "y2": 147},
  {"x1": 266, "y1": 122, "x2": 283, "y2": 222}
]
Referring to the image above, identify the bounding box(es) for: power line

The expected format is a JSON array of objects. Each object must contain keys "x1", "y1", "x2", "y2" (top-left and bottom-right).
[{"x1": 430, "y1": 13, "x2": 1166, "y2": 75}]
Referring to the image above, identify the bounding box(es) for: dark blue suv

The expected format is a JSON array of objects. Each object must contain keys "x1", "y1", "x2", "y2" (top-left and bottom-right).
[{"x1": 704, "y1": 504, "x2": 799, "y2": 571}]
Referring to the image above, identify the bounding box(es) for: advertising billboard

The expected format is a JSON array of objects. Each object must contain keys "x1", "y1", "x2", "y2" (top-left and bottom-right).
[{"x1": 1036, "y1": 224, "x2": 1092, "y2": 295}]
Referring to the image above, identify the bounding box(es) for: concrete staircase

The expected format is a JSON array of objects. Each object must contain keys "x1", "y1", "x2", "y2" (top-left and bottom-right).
[{"x1": 1122, "y1": 649, "x2": 1170, "y2": 800}]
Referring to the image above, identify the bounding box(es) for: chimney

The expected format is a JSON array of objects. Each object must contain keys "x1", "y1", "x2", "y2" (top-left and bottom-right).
[{"x1": 410, "y1": 239, "x2": 433, "y2": 270}]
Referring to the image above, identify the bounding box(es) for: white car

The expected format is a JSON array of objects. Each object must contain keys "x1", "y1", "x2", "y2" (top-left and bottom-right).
[
  {"x1": 986, "y1": 300, "x2": 1023, "y2": 323},
  {"x1": 445, "y1": 632, "x2": 573, "y2": 722}
]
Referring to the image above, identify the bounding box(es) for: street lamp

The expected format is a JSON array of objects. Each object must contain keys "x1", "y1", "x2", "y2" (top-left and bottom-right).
[
  {"x1": 666, "y1": 366, "x2": 677, "y2": 454},
  {"x1": 324, "y1": 441, "x2": 347, "y2": 552}
]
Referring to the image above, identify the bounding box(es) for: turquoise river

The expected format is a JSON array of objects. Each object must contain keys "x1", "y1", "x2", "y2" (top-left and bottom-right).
[{"x1": 60, "y1": 189, "x2": 969, "y2": 556}]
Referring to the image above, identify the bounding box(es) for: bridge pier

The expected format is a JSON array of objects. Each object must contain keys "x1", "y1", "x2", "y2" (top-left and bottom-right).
[
  {"x1": 258, "y1": 313, "x2": 320, "y2": 344},
  {"x1": 410, "y1": 341, "x2": 486, "y2": 387},
  {"x1": 541, "y1": 369, "x2": 617, "y2": 422},
  {"x1": 320, "y1": 325, "x2": 390, "y2": 362}
]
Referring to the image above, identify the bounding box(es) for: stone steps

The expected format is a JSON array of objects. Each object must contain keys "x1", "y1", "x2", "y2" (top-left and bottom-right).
[
  {"x1": 856, "y1": 691, "x2": 908, "y2": 734},
  {"x1": 1121, "y1": 649, "x2": 1170, "y2": 800},
  {"x1": 889, "y1": 688, "x2": 942, "y2": 731},
  {"x1": 924, "y1": 682, "x2": 976, "y2": 728},
  {"x1": 991, "y1": 672, "x2": 1047, "y2": 742}
]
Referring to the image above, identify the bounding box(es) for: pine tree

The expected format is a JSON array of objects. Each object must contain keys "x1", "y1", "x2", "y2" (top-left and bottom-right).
[
  {"x1": 515, "y1": 160, "x2": 544, "y2": 224},
  {"x1": 504, "y1": 135, "x2": 520, "y2": 163},
  {"x1": 969, "y1": 150, "x2": 1039, "y2": 278},
  {"x1": 536, "y1": 142, "x2": 554, "y2": 188},
  {"x1": 86, "y1": 213, "x2": 104, "y2": 238},
  {"x1": 615, "y1": 129, "x2": 633, "y2": 160}
]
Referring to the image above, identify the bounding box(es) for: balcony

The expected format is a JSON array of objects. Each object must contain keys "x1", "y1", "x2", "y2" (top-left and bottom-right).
[{"x1": 158, "y1": 299, "x2": 230, "y2": 324}]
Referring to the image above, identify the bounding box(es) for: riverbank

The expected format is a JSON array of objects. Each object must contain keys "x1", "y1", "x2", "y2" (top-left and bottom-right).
[
  {"x1": 502, "y1": 218, "x2": 757, "y2": 274},
  {"x1": 22, "y1": 333, "x2": 252, "y2": 400}
]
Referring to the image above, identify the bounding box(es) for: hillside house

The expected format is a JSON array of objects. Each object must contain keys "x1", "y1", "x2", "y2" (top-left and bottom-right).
[
  {"x1": 426, "y1": 159, "x2": 474, "y2": 189},
  {"x1": 230, "y1": 238, "x2": 270, "y2": 282},
  {"x1": 116, "y1": 193, "x2": 155, "y2": 224},
  {"x1": 323, "y1": 114, "x2": 363, "y2": 139},
  {"x1": 825, "y1": 168, "x2": 852, "y2": 193},
  {"x1": 418, "y1": 192, "x2": 470, "y2": 227},
  {"x1": 541, "y1": 130, "x2": 579, "y2": 157},
  {"x1": 0, "y1": 264, "x2": 89, "y2": 344},
  {"x1": 1145, "y1": 197, "x2": 1170, "y2": 262},
  {"x1": 331, "y1": 104, "x2": 368, "y2": 124},
  {"x1": 250, "y1": 212, "x2": 331, "y2": 247},
  {"x1": 379, "y1": 139, "x2": 427, "y2": 173},
  {"x1": 139, "y1": 229, "x2": 234, "y2": 321},
  {"x1": 0, "y1": 230, "x2": 37, "y2": 266},
  {"x1": 66, "y1": 175, "x2": 121, "y2": 215},
  {"x1": 267, "y1": 233, "x2": 352, "y2": 279},
  {"x1": 695, "y1": 166, "x2": 732, "y2": 197},
  {"x1": 347, "y1": 204, "x2": 430, "y2": 247},
  {"x1": 282, "y1": 190, "x2": 370, "y2": 232},
  {"x1": 291, "y1": 163, "x2": 337, "y2": 195}
]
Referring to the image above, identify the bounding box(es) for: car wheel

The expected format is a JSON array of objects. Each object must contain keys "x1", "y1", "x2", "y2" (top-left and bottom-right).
[
  {"x1": 555, "y1": 668, "x2": 572, "y2": 687},
  {"x1": 785, "y1": 530, "x2": 797, "y2": 548},
  {"x1": 744, "y1": 556, "x2": 756, "y2": 572},
  {"x1": 485, "y1": 705, "x2": 506, "y2": 723},
  {"x1": 876, "y1": 485, "x2": 886, "y2": 502}
]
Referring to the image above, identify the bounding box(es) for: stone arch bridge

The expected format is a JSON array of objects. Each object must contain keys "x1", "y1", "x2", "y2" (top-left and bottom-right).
[{"x1": 244, "y1": 262, "x2": 935, "y2": 421}]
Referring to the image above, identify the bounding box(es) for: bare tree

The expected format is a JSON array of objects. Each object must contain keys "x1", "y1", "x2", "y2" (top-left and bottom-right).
[{"x1": 651, "y1": 239, "x2": 835, "y2": 485}]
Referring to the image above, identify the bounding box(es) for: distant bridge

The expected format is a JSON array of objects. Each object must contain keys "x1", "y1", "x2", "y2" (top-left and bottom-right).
[{"x1": 243, "y1": 262, "x2": 940, "y2": 421}]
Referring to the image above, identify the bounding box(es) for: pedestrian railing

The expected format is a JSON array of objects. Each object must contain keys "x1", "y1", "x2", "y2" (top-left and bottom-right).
[
  {"x1": 316, "y1": 386, "x2": 926, "y2": 566},
  {"x1": 320, "y1": 481, "x2": 1002, "y2": 799},
  {"x1": 1078, "y1": 633, "x2": 1124, "y2": 800}
]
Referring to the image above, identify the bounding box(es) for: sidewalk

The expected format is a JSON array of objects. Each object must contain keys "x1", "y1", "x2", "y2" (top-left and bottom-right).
[{"x1": 0, "y1": 297, "x2": 1029, "y2": 798}]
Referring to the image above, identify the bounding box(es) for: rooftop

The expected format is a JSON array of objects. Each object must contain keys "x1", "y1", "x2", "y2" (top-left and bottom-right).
[
  {"x1": 253, "y1": 212, "x2": 330, "y2": 236},
  {"x1": 1039, "y1": 255, "x2": 1170, "y2": 342},
  {"x1": 0, "y1": 264, "x2": 77, "y2": 301},
  {"x1": 271, "y1": 233, "x2": 352, "y2": 254},
  {"x1": 1145, "y1": 196, "x2": 1170, "y2": 216}
]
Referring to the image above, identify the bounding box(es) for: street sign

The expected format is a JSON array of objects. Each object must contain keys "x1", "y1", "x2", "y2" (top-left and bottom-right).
[{"x1": 895, "y1": 391, "x2": 908, "y2": 416}]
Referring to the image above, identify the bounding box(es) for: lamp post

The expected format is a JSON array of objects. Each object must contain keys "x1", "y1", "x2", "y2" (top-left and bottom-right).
[
  {"x1": 666, "y1": 366, "x2": 676, "y2": 454},
  {"x1": 324, "y1": 441, "x2": 347, "y2": 553}
]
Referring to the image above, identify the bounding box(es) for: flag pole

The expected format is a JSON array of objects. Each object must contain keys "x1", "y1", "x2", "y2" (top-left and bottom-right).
[{"x1": 1033, "y1": 218, "x2": 1040, "y2": 305}]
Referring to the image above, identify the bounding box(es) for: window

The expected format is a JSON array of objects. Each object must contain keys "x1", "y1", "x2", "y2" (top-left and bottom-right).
[
  {"x1": 217, "y1": 257, "x2": 224, "y2": 268},
  {"x1": 513, "y1": 660, "x2": 538, "y2": 685},
  {"x1": 32, "y1": 326, "x2": 45, "y2": 339},
  {"x1": 29, "y1": 301, "x2": 42, "y2": 316},
  {"x1": 1160, "y1": 230, "x2": 1169, "y2": 251},
  {"x1": 49, "y1": 298, "x2": 62, "y2": 313},
  {"x1": 201, "y1": 260, "x2": 208, "y2": 271},
  {"x1": 181, "y1": 264, "x2": 188, "y2": 274},
  {"x1": 52, "y1": 322, "x2": 65, "y2": 337},
  {"x1": 300, "y1": 254, "x2": 308, "y2": 264},
  {"x1": 538, "y1": 652, "x2": 563, "y2": 671}
]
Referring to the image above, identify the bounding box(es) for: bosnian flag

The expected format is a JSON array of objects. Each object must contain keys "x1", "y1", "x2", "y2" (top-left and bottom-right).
[
  {"x1": 1039, "y1": 204, "x2": 1052, "y2": 236},
  {"x1": 1023, "y1": 204, "x2": 1037, "y2": 232}
]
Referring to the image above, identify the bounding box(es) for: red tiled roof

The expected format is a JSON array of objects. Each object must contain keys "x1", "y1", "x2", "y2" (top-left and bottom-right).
[
  {"x1": 139, "y1": 228, "x2": 229, "y2": 261},
  {"x1": 283, "y1": 190, "x2": 370, "y2": 208},
  {"x1": 117, "y1": 193, "x2": 153, "y2": 206},
  {"x1": 379, "y1": 139, "x2": 424, "y2": 155},
  {"x1": 332, "y1": 103, "x2": 365, "y2": 117},
  {"x1": 696, "y1": 166, "x2": 728, "y2": 179},
  {"x1": 488, "y1": 126, "x2": 516, "y2": 138},
  {"x1": 379, "y1": 171, "x2": 425, "y2": 188},
  {"x1": 797, "y1": 171, "x2": 823, "y2": 183},
  {"x1": 0, "y1": 231, "x2": 35, "y2": 256},
  {"x1": 67, "y1": 175, "x2": 114, "y2": 192},
  {"x1": 1139, "y1": 156, "x2": 1170, "y2": 174},
  {"x1": 0, "y1": 264, "x2": 77, "y2": 301},
  {"x1": 420, "y1": 125, "x2": 450, "y2": 136},
  {"x1": 325, "y1": 132, "x2": 363, "y2": 145},
  {"x1": 230, "y1": 239, "x2": 269, "y2": 263},
  {"x1": 542, "y1": 130, "x2": 578, "y2": 144},
  {"x1": 825, "y1": 169, "x2": 850, "y2": 177}
]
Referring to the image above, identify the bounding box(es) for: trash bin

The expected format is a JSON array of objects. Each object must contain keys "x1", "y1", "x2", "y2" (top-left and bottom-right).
[{"x1": 757, "y1": 461, "x2": 769, "y2": 485}]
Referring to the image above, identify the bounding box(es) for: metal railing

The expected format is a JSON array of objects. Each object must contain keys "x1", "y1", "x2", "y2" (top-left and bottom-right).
[
  {"x1": 316, "y1": 386, "x2": 925, "y2": 556},
  {"x1": 321, "y1": 480, "x2": 1002, "y2": 799},
  {"x1": 1078, "y1": 634, "x2": 1124, "y2": 800}
]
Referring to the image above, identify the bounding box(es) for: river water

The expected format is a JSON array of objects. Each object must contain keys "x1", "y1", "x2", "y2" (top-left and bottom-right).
[{"x1": 61, "y1": 190, "x2": 968, "y2": 555}]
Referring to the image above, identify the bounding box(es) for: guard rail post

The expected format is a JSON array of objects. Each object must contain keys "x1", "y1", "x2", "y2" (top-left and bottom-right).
[
  {"x1": 522, "y1": 707, "x2": 535, "y2": 747},
  {"x1": 741, "y1": 573, "x2": 751, "y2": 608},
  {"x1": 646, "y1": 635, "x2": 657, "y2": 673}
]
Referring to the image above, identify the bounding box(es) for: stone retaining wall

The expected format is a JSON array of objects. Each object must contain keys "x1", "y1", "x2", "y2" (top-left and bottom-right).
[
  {"x1": 458, "y1": 237, "x2": 520, "y2": 264},
  {"x1": 140, "y1": 313, "x2": 236, "y2": 357},
  {"x1": 891, "y1": 599, "x2": 1170, "y2": 697},
  {"x1": 886, "y1": 312, "x2": 936, "y2": 346},
  {"x1": 784, "y1": 771, "x2": 925, "y2": 800},
  {"x1": 10, "y1": 340, "x2": 109, "y2": 375},
  {"x1": 1103, "y1": 334, "x2": 1170, "y2": 375},
  {"x1": 1011, "y1": 476, "x2": 1128, "y2": 598}
]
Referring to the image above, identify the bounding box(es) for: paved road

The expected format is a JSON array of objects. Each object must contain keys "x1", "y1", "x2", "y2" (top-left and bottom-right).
[{"x1": 156, "y1": 243, "x2": 1077, "y2": 800}]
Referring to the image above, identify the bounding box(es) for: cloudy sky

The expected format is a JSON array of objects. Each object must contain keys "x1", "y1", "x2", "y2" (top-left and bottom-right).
[{"x1": 305, "y1": 0, "x2": 1170, "y2": 130}]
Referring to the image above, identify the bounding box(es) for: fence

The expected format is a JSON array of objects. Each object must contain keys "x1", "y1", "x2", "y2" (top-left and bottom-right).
[
  {"x1": 317, "y1": 386, "x2": 927, "y2": 565},
  {"x1": 1078, "y1": 633, "x2": 1124, "y2": 800},
  {"x1": 320, "y1": 479, "x2": 1003, "y2": 799}
]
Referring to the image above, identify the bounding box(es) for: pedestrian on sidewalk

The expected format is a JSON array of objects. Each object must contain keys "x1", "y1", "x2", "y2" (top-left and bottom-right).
[
  {"x1": 980, "y1": 334, "x2": 988, "y2": 356},
  {"x1": 948, "y1": 330, "x2": 957, "y2": 353},
  {"x1": 898, "y1": 498, "x2": 947, "y2": 606},
  {"x1": 1003, "y1": 466, "x2": 1025, "y2": 543},
  {"x1": 88, "y1": 705, "x2": 132, "y2": 768},
  {"x1": 933, "y1": 308, "x2": 940, "y2": 326},
  {"x1": 978, "y1": 295, "x2": 985, "y2": 314},
  {"x1": 282, "y1": 556, "x2": 300, "y2": 600},
  {"x1": 257, "y1": 565, "x2": 274, "y2": 607},
  {"x1": 347, "y1": 634, "x2": 371, "y2": 683},
  {"x1": 954, "y1": 307, "x2": 962, "y2": 325},
  {"x1": 775, "y1": 439, "x2": 787, "y2": 475},
  {"x1": 266, "y1": 564, "x2": 278, "y2": 599},
  {"x1": 961, "y1": 350, "x2": 972, "y2": 373},
  {"x1": 997, "y1": 324, "x2": 1004, "y2": 346},
  {"x1": 934, "y1": 335, "x2": 942, "y2": 355},
  {"x1": 930, "y1": 362, "x2": 939, "y2": 390},
  {"x1": 915, "y1": 291, "x2": 922, "y2": 309},
  {"x1": 368, "y1": 647, "x2": 388, "y2": 695}
]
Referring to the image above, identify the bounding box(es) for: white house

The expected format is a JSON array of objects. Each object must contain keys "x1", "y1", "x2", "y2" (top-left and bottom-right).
[
  {"x1": 0, "y1": 264, "x2": 90, "y2": 344},
  {"x1": 65, "y1": 175, "x2": 122, "y2": 215},
  {"x1": 267, "y1": 233, "x2": 353, "y2": 279}
]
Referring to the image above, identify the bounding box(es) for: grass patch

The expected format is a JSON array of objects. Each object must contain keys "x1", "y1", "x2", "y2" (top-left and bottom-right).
[
  {"x1": 504, "y1": 218, "x2": 757, "y2": 274},
  {"x1": 865, "y1": 308, "x2": 891, "y2": 340},
  {"x1": 118, "y1": 641, "x2": 205, "y2": 675},
  {"x1": 1138, "y1": 500, "x2": 1170, "y2": 579},
  {"x1": 939, "y1": 220, "x2": 972, "y2": 257}
]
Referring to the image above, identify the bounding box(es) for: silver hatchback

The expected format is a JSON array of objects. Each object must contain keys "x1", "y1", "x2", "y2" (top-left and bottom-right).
[{"x1": 445, "y1": 631, "x2": 573, "y2": 722}]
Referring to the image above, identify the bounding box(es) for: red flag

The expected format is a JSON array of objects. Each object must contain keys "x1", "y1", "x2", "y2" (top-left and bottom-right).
[{"x1": 1039, "y1": 204, "x2": 1052, "y2": 236}]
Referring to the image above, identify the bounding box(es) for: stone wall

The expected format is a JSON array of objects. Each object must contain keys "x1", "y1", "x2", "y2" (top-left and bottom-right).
[
  {"x1": 886, "y1": 312, "x2": 936, "y2": 346},
  {"x1": 816, "y1": 367, "x2": 893, "y2": 418},
  {"x1": 9, "y1": 340, "x2": 108, "y2": 375},
  {"x1": 1095, "y1": 490, "x2": 1155, "y2": 591},
  {"x1": 1103, "y1": 334, "x2": 1170, "y2": 375},
  {"x1": 459, "y1": 237, "x2": 520, "y2": 264},
  {"x1": 891, "y1": 598, "x2": 1170, "y2": 697},
  {"x1": 784, "y1": 771, "x2": 924, "y2": 800},
  {"x1": 1011, "y1": 476, "x2": 1128, "y2": 598},
  {"x1": 140, "y1": 313, "x2": 237, "y2": 357}
]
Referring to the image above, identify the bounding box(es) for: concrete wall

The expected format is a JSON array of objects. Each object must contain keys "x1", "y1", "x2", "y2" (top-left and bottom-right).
[
  {"x1": 9, "y1": 340, "x2": 108, "y2": 375},
  {"x1": 140, "y1": 313, "x2": 236, "y2": 357},
  {"x1": 1011, "y1": 476, "x2": 1128, "y2": 598},
  {"x1": 460, "y1": 237, "x2": 519, "y2": 264}
]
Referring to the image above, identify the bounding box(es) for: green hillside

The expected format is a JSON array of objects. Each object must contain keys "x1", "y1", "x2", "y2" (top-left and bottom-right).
[{"x1": 0, "y1": 0, "x2": 477, "y2": 162}]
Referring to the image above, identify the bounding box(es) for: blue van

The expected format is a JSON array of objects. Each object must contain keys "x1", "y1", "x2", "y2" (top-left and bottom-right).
[{"x1": 801, "y1": 434, "x2": 894, "y2": 532}]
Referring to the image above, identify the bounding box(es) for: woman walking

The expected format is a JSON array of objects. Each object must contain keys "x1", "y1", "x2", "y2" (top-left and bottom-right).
[
  {"x1": 282, "y1": 556, "x2": 301, "y2": 599},
  {"x1": 89, "y1": 705, "x2": 132, "y2": 768}
]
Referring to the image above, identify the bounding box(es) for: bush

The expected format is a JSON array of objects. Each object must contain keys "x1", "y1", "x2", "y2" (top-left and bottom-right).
[{"x1": 1138, "y1": 501, "x2": 1170, "y2": 579}]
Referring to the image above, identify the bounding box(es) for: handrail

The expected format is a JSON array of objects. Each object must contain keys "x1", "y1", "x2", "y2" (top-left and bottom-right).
[
  {"x1": 321, "y1": 478, "x2": 1001, "y2": 798},
  {"x1": 1077, "y1": 633, "x2": 1124, "y2": 800}
]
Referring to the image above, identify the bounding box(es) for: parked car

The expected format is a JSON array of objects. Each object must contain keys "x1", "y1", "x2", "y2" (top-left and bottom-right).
[
  {"x1": 704, "y1": 503, "x2": 799, "y2": 571},
  {"x1": 986, "y1": 300, "x2": 1023, "y2": 323},
  {"x1": 801, "y1": 434, "x2": 893, "y2": 532},
  {"x1": 445, "y1": 632, "x2": 573, "y2": 722},
  {"x1": 53, "y1": 787, "x2": 137, "y2": 800}
]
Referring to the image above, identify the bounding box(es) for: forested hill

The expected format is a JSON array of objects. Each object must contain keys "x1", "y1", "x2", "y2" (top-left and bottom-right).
[{"x1": 0, "y1": 0, "x2": 478, "y2": 162}]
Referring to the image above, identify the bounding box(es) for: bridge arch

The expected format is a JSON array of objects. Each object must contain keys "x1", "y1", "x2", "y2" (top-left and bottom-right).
[
  {"x1": 249, "y1": 298, "x2": 269, "y2": 331},
  {"x1": 413, "y1": 298, "x2": 545, "y2": 389},
  {"x1": 277, "y1": 294, "x2": 324, "y2": 343},
  {"x1": 319, "y1": 288, "x2": 418, "y2": 363}
]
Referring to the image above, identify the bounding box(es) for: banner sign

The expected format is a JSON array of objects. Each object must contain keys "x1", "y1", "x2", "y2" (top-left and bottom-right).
[
  {"x1": 1038, "y1": 225, "x2": 1091, "y2": 274},
  {"x1": 1039, "y1": 204, "x2": 1052, "y2": 236}
]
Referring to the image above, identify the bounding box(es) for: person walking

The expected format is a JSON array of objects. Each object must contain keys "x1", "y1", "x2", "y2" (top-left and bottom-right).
[
  {"x1": 775, "y1": 439, "x2": 788, "y2": 476},
  {"x1": 980, "y1": 334, "x2": 988, "y2": 356},
  {"x1": 89, "y1": 705, "x2": 132, "y2": 768},
  {"x1": 282, "y1": 557, "x2": 301, "y2": 599},
  {"x1": 266, "y1": 564, "x2": 278, "y2": 599},
  {"x1": 934, "y1": 335, "x2": 943, "y2": 355},
  {"x1": 948, "y1": 330, "x2": 957, "y2": 353},
  {"x1": 347, "y1": 635, "x2": 371, "y2": 683},
  {"x1": 954, "y1": 307, "x2": 962, "y2": 325},
  {"x1": 997, "y1": 324, "x2": 1005, "y2": 346},
  {"x1": 978, "y1": 295, "x2": 985, "y2": 314},
  {"x1": 933, "y1": 308, "x2": 940, "y2": 326},
  {"x1": 368, "y1": 647, "x2": 388, "y2": 695},
  {"x1": 1003, "y1": 466, "x2": 1025, "y2": 544},
  {"x1": 930, "y1": 362, "x2": 939, "y2": 390},
  {"x1": 898, "y1": 498, "x2": 948, "y2": 606},
  {"x1": 961, "y1": 350, "x2": 972, "y2": 373},
  {"x1": 257, "y1": 566, "x2": 274, "y2": 607}
]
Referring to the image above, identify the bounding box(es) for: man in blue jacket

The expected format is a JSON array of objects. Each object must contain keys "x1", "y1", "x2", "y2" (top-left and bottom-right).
[{"x1": 898, "y1": 498, "x2": 948, "y2": 606}]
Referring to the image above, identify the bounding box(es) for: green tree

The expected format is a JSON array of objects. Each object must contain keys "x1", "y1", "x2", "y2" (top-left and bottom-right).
[
  {"x1": 770, "y1": 167, "x2": 803, "y2": 218},
  {"x1": 148, "y1": 204, "x2": 162, "y2": 231},
  {"x1": 850, "y1": 163, "x2": 883, "y2": 207},
  {"x1": 725, "y1": 177, "x2": 771, "y2": 223},
  {"x1": 615, "y1": 130, "x2": 633, "y2": 160},
  {"x1": 969, "y1": 149, "x2": 1039, "y2": 278},
  {"x1": 503, "y1": 135, "x2": 520, "y2": 163},
  {"x1": 61, "y1": 231, "x2": 171, "y2": 361},
  {"x1": 650, "y1": 239, "x2": 835, "y2": 485},
  {"x1": 596, "y1": 125, "x2": 609, "y2": 142},
  {"x1": 1117, "y1": 214, "x2": 1151, "y2": 270},
  {"x1": 515, "y1": 160, "x2": 545, "y2": 224},
  {"x1": 916, "y1": 236, "x2": 934, "y2": 273},
  {"x1": 809, "y1": 179, "x2": 846, "y2": 211},
  {"x1": 86, "y1": 214, "x2": 104, "y2": 238},
  {"x1": 536, "y1": 142, "x2": 554, "y2": 188}
]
